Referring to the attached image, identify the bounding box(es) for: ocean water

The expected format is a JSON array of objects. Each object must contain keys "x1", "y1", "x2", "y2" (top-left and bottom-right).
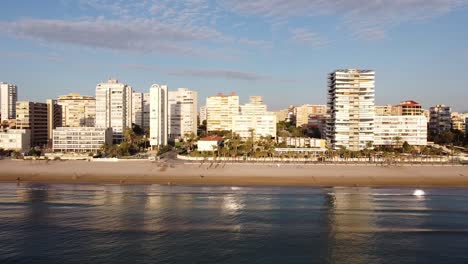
[{"x1": 0, "y1": 183, "x2": 468, "y2": 264}]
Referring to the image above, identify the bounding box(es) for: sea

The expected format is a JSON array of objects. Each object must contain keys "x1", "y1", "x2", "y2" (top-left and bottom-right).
[{"x1": 0, "y1": 183, "x2": 467, "y2": 264}]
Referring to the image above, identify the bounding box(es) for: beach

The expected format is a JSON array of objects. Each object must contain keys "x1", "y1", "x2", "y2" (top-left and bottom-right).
[{"x1": 0, "y1": 159, "x2": 467, "y2": 187}]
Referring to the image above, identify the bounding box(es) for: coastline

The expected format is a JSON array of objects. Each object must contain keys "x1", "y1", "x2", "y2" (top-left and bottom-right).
[{"x1": 1, "y1": 159, "x2": 467, "y2": 187}]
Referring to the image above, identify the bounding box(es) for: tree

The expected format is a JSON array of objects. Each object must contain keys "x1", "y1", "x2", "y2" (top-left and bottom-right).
[{"x1": 402, "y1": 141, "x2": 412, "y2": 153}]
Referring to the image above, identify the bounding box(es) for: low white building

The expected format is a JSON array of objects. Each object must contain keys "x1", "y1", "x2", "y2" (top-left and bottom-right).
[
  {"x1": 0, "y1": 129, "x2": 30, "y2": 152},
  {"x1": 374, "y1": 115, "x2": 427, "y2": 146},
  {"x1": 53, "y1": 127, "x2": 113, "y2": 153},
  {"x1": 278, "y1": 137, "x2": 326, "y2": 149},
  {"x1": 197, "y1": 136, "x2": 222, "y2": 152}
]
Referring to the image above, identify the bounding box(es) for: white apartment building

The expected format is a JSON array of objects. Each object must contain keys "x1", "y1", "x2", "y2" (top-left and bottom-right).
[
  {"x1": 57, "y1": 93, "x2": 96, "y2": 127},
  {"x1": 0, "y1": 82, "x2": 18, "y2": 121},
  {"x1": 374, "y1": 116, "x2": 427, "y2": 146},
  {"x1": 206, "y1": 93, "x2": 239, "y2": 132},
  {"x1": 294, "y1": 104, "x2": 326, "y2": 127},
  {"x1": 0, "y1": 129, "x2": 30, "y2": 151},
  {"x1": 232, "y1": 96, "x2": 277, "y2": 139},
  {"x1": 168, "y1": 88, "x2": 197, "y2": 140},
  {"x1": 429, "y1": 104, "x2": 451, "y2": 135},
  {"x1": 149, "y1": 84, "x2": 168, "y2": 148},
  {"x1": 326, "y1": 69, "x2": 375, "y2": 151},
  {"x1": 95, "y1": 79, "x2": 133, "y2": 141},
  {"x1": 53, "y1": 127, "x2": 112, "y2": 153},
  {"x1": 132, "y1": 92, "x2": 150, "y2": 130}
]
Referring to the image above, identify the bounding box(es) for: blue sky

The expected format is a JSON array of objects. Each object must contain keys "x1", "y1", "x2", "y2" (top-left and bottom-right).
[{"x1": 0, "y1": 0, "x2": 467, "y2": 111}]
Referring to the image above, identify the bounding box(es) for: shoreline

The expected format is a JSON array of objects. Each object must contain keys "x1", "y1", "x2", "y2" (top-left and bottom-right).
[{"x1": 1, "y1": 159, "x2": 467, "y2": 187}]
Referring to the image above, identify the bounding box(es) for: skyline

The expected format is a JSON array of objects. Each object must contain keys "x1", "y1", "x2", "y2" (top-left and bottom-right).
[{"x1": 0, "y1": 1, "x2": 467, "y2": 111}]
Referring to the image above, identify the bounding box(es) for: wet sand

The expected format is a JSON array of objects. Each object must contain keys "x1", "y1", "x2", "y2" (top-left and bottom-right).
[{"x1": 1, "y1": 159, "x2": 467, "y2": 187}]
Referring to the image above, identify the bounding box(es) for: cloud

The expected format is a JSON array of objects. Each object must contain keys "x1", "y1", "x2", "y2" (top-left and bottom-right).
[
  {"x1": 0, "y1": 18, "x2": 224, "y2": 54},
  {"x1": 121, "y1": 63, "x2": 273, "y2": 81},
  {"x1": 168, "y1": 68, "x2": 270, "y2": 81},
  {"x1": 291, "y1": 28, "x2": 329, "y2": 47},
  {"x1": 221, "y1": 0, "x2": 467, "y2": 39}
]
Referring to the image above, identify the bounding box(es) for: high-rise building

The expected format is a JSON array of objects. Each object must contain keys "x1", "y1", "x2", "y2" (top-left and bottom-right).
[
  {"x1": 206, "y1": 93, "x2": 239, "y2": 132},
  {"x1": 451, "y1": 112, "x2": 465, "y2": 132},
  {"x1": 326, "y1": 69, "x2": 375, "y2": 151},
  {"x1": 15, "y1": 101, "x2": 48, "y2": 147},
  {"x1": 429, "y1": 105, "x2": 451, "y2": 135},
  {"x1": 0, "y1": 82, "x2": 18, "y2": 121},
  {"x1": 374, "y1": 116, "x2": 427, "y2": 146},
  {"x1": 149, "y1": 84, "x2": 168, "y2": 148},
  {"x1": 168, "y1": 88, "x2": 197, "y2": 140},
  {"x1": 132, "y1": 92, "x2": 150, "y2": 130},
  {"x1": 95, "y1": 79, "x2": 133, "y2": 141},
  {"x1": 57, "y1": 93, "x2": 96, "y2": 127},
  {"x1": 294, "y1": 104, "x2": 326, "y2": 127},
  {"x1": 46, "y1": 99, "x2": 62, "y2": 145},
  {"x1": 232, "y1": 96, "x2": 277, "y2": 139}
]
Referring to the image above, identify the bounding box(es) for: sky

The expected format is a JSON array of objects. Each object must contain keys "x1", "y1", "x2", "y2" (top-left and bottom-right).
[{"x1": 0, "y1": 0, "x2": 467, "y2": 111}]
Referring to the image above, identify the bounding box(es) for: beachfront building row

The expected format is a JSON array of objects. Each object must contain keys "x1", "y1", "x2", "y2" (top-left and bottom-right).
[
  {"x1": 206, "y1": 94, "x2": 277, "y2": 139},
  {"x1": 326, "y1": 69, "x2": 376, "y2": 151},
  {"x1": 0, "y1": 82, "x2": 18, "y2": 122},
  {"x1": 52, "y1": 127, "x2": 112, "y2": 153}
]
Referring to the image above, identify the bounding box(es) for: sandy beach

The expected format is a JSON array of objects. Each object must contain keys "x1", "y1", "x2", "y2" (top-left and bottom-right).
[{"x1": 0, "y1": 159, "x2": 467, "y2": 187}]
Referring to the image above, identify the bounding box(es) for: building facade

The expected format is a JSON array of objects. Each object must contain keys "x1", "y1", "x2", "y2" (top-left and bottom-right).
[
  {"x1": 95, "y1": 79, "x2": 133, "y2": 141},
  {"x1": 232, "y1": 96, "x2": 277, "y2": 139},
  {"x1": 294, "y1": 104, "x2": 326, "y2": 127},
  {"x1": 199, "y1": 105, "x2": 207, "y2": 125},
  {"x1": 429, "y1": 105, "x2": 451, "y2": 135},
  {"x1": 206, "y1": 93, "x2": 239, "y2": 132},
  {"x1": 0, "y1": 129, "x2": 30, "y2": 152},
  {"x1": 57, "y1": 93, "x2": 96, "y2": 127},
  {"x1": 0, "y1": 82, "x2": 18, "y2": 121},
  {"x1": 374, "y1": 115, "x2": 427, "y2": 146},
  {"x1": 451, "y1": 112, "x2": 465, "y2": 132},
  {"x1": 47, "y1": 99, "x2": 63, "y2": 145},
  {"x1": 15, "y1": 101, "x2": 48, "y2": 147},
  {"x1": 168, "y1": 88, "x2": 198, "y2": 140},
  {"x1": 52, "y1": 127, "x2": 112, "y2": 153},
  {"x1": 326, "y1": 69, "x2": 375, "y2": 151},
  {"x1": 149, "y1": 84, "x2": 168, "y2": 147},
  {"x1": 132, "y1": 92, "x2": 150, "y2": 130},
  {"x1": 274, "y1": 109, "x2": 289, "y2": 123}
]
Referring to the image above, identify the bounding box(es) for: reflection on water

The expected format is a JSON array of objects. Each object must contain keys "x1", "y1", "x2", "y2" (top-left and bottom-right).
[{"x1": 0, "y1": 183, "x2": 468, "y2": 264}]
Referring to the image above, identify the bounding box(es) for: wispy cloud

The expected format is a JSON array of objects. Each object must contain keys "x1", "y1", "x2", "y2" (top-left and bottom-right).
[
  {"x1": 122, "y1": 63, "x2": 279, "y2": 81},
  {"x1": 0, "y1": 18, "x2": 223, "y2": 55},
  {"x1": 291, "y1": 28, "x2": 329, "y2": 47},
  {"x1": 168, "y1": 68, "x2": 270, "y2": 81},
  {"x1": 221, "y1": 0, "x2": 467, "y2": 39}
]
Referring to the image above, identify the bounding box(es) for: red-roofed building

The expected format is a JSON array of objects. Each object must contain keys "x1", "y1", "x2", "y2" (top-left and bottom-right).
[{"x1": 398, "y1": 100, "x2": 423, "y2": 116}]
